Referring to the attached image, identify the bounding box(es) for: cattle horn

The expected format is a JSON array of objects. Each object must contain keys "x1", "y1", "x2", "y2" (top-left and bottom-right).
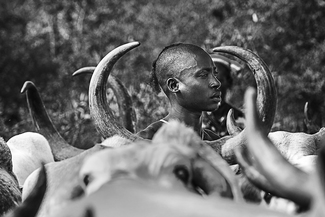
[
  {"x1": 243, "y1": 87, "x2": 312, "y2": 209},
  {"x1": 21, "y1": 81, "x2": 82, "y2": 161},
  {"x1": 226, "y1": 108, "x2": 242, "y2": 136},
  {"x1": 211, "y1": 46, "x2": 277, "y2": 164},
  {"x1": 89, "y1": 41, "x2": 140, "y2": 140},
  {"x1": 73, "y1": 66, "x2": 137, "y2": 133}
]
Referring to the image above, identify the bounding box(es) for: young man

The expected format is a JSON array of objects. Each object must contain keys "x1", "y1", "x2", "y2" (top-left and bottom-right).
[{"x1": 137, "y1": 43, "x2": 222, "y2": 140}]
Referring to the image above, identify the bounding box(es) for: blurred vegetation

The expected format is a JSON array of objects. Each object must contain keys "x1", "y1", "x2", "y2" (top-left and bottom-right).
[{"x1": 1, "y1": 0, "x2": 325, "y2": 147}]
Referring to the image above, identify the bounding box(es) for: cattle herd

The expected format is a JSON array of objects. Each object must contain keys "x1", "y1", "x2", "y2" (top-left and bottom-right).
[{"x1": 1, "y1": 41, "x2": 325, "y2": 217}]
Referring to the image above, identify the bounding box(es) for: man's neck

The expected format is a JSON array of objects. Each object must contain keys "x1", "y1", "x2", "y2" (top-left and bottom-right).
[{"x1": 165, "y1": 106, "x2": 203, "y2": 136}]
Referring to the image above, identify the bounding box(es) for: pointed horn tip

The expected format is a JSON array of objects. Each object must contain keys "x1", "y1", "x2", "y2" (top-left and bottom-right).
[
  {"x1": 21, "y1": 81, "x2": 36, "y2": 94},
  {"x1": 227, "y1": 108, "x2": 234, "y2": 119},
  {"x1": 212, "y1": 45, "x2": 239, "y2": 52},
  {"x1": 72, "y1": 67, "x2": 96, "y2": 77},
  {"x1": 212, "y1": 46, "x2": 255, "y2": 57},
  {"x1": 130, "y1": 41, "x2": 141, "y2": 47},
  {"x1": 304, "y1": 102, "x2": 309, "y2": 119}
]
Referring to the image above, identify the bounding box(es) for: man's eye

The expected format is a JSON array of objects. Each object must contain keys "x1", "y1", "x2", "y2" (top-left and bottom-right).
[
  {"x1": 200, "y1": 74, "x2": 208, "y2": 78},
  {"x1": 199, "y1": 71, "x2": 208, "y2": 78}
]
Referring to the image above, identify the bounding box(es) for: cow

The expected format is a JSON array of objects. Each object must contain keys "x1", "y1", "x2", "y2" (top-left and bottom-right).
[
  {"x1": 226, "y1": 100, "x2": 324, "y2": 169},
  {"x1": 7, "y1": 132, "x2": 54, "y2": 187},
  {"x1": 22, "y1": 121, "x2": 242, "y2": 217},
  {"x1": 8, "y1": 164, "x2": 292, "y2": 217},
  {"x1": 78, "y1": 120, "x2": 236, "y2": 197}
]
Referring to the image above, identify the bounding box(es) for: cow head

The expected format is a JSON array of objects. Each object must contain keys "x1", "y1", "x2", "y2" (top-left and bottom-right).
[{"x1": 78, "y1": 121, "x2": 236, "y2": 199}]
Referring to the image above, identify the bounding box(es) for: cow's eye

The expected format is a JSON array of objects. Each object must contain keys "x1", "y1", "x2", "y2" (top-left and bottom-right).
[
  {"x1": 83, "y1": 174, "x2": 93, "y2": 187},
  {"x1": 173, "y1": 165, "x2": 190, "y2": 184}
]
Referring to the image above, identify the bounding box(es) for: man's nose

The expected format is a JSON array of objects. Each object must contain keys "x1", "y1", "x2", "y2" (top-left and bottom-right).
[{"x1": 210, "y1": 74, "x2": 221, "y2": 89}]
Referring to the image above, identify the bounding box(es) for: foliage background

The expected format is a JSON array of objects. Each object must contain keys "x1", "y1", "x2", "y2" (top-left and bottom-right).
[{"x1": 1, "y1": 0, "x2": 325, "y2": 148}]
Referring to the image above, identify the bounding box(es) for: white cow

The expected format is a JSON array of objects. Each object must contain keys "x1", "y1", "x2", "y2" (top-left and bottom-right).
[{"x1": 7, "y1": 132, "x2": 54, "y2": 187}]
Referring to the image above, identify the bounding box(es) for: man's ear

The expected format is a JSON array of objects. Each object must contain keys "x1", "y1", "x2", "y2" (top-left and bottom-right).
[{"x1": 166, "y1": 78, "x2": 179, "y2": 93}]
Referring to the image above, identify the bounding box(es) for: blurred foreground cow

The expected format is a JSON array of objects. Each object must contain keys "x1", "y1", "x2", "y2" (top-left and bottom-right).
[{"x1": 22, "y1": 121, "x2": 241, "y2": 217}]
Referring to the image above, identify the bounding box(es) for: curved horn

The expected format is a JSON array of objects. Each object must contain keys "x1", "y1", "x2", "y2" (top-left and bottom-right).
[
  {"x1": 212, "y1": 46, "x2": 277, "y2": 164},
  {"x1": 226, "y1": 109, "x2": 242, "y2": 136},
  {"x1": 72, "y1": 67, "x2": 96, "y2": 77},
  {"x1": 213, "y1": 46, "x2": 276, "y2": 132},
  {"x1": 5, "y1": 164, "x2": 47, "y2": 217},
  {"x1": 244, "y1": 87, "x2": 312, "y2": 209},
  {"x1": 21, "y1": 81, "x2": 82, "y2": 161},
  {"x1": 304, "y1": 102, "x2": 311, "y2": 123},
  {"x1": 73, "y1": 67, "x2": 137, "y2": 133},
  {"x1": 89, "y1": 42, "x2": 140, "y2": 140},
  {"x1": 235, "y1": 146, "x2": 299, "y2": 200}
]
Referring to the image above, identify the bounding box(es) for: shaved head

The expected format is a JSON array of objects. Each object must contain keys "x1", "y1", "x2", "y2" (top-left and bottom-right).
[{"x1": 151, "y1": 43, "x2": 212, "y2": 94}]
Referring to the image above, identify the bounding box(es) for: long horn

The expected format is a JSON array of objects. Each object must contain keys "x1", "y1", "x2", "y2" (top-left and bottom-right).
[
  {"x1": 213, "y1": 46, "x2": 276, "y2": 132},
  {"x1": 226, "y1": 109, "x2": 242, "y2": 136},
  {"x1": 304, "y1": 102, "x2": 311, "y2": 123},
  {"x1": 89, "y1": 42, "x2": 140, "y2": 140},
  {"x1": 72, "y1": 67, "x2": 137, "y2": 133},
  {"x1": 21, "y1": 81, "x2": 82, "y2": 161},
  {"x1": 5, "y1": 164, "x2": 47, "y2": 217},
  {"x1": 212, "y1": 46, "x2": 277, "y2": 164},
  {"x1": 72, "y1": 67, "x2": 96, "y2": 77},
  {"x1": 235, "y1": 146, "x2": 299, "y2": 200},
  {"x1": 244, "y1": 87, "x2": 312, "y2": 209}
]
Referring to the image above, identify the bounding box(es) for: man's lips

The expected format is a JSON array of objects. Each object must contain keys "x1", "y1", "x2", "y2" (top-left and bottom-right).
[{"x1": 210, "y1": 92, "x2": 221, "y2": 99}]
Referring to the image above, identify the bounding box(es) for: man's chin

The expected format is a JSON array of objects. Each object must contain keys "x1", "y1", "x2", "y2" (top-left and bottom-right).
[{"x1": 207, "y1": 102, "x2": 221, "y2": 112}]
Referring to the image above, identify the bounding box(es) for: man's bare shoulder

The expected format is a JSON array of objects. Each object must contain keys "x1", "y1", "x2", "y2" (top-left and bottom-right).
[{"x1": 137, "y1": 121, "x2": 165, "y2": 140}]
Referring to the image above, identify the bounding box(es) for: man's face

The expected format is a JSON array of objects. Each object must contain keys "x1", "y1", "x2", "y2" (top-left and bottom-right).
[
  {"x1": 215, "y1": 63, "x2": 231, "y2": 101},
  {"x1": 175, "y1": 48, "x2": 222, "y2": 112}
]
